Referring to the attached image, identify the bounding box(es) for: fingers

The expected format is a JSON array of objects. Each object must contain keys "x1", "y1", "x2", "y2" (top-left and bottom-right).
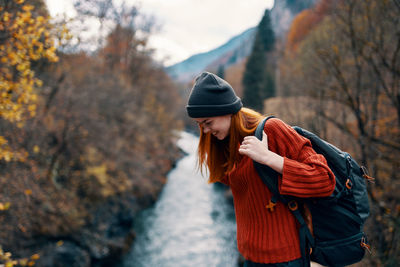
[
  {"x1": 242, "y1": 136, "x2": 259, "y2": 143},
  {"x1": 243, "y1": 133, "x2": 268, "y2": 143},
  {"x1": 243, "y1": 136, "x2": 255, "y2": 141},
  {"x1": 239, "y1": 142, "x2": 249, "y2": 150},
  {"x1": 239, "y1": 139, "x2": 257, "y2": 156},
  {"x1": 240, "y1": 132, "x2": 269, "y2": 158},
  {"x1": 238, "y1": 145, "x2": 247, "y2": 155},
  {"x1": 239, "y1": 141, "x2": 251, "y2": 154},
  {"x1": 241, "y1": 132, "x2": 268, "y2": 148}
]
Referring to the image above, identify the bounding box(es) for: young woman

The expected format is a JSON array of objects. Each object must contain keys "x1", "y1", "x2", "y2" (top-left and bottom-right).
[{"x1": 186, "y1": 72, "x2": 336, "y2": 267}]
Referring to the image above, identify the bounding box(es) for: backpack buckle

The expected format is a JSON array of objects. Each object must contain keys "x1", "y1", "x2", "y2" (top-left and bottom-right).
[
  {"x1": 361, "y1": 166, "x2": 375, "y2": 183},
  {"x1": 346, "y1": 179, "x2": 353, "y2": 189},
  {"x1": 288, "y1": 200, "x2": 298, "y2": 211},
  {"x1": 361, "y1": 236, "x2": 371, "y2": 254}
]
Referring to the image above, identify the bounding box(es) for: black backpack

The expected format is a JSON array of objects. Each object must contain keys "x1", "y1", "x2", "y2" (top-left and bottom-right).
[{"x1": 254, "y1": 116, "x2": 372, "y2": 267}]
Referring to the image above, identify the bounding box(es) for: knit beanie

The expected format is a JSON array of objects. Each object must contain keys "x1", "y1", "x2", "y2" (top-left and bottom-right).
[{"x1": 186, "y1": 72, "x2": 243, "y2": 118}]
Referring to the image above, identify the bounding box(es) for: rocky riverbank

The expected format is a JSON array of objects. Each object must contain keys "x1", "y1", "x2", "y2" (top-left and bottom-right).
[
  {"x1": 17, "y1": 150, "x2": 186, "y2": 267},
  {"x1": 35, "y1": 194, "x2": 141, "y2": 267}
]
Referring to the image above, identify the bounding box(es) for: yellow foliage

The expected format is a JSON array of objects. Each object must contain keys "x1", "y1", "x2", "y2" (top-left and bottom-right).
[
  {"x1": 86, "y1": 163, "x2": 119, "y2": 197},
  {"x1": 1, "y1": 245, "x2": 40, "y2": 266},
  {"x1": 0, "y1": 136, "x2": 7, "y2": 146},
  {"x1": 0, "y1": 249, "x2": 38, "y2": 266},
  {"x1": 0, "y1": 0, "x2": 67, "y2": 162},
  {"x1": 19, "y1": 258, "x2": 28, "y2": 266},
  {"x1": 86, "y1": 164, "x2": 108, "y2": 185},
  {"x1": 332, "y1": 44, "x2": 339, "y2": 55},
  {"x1": 21, "y1": 5, "x2": 34, "y2": 12},
  {"x1": 33, "y1": 145, "x2": 39, "y2": 153},
  {"x1": 0, "y1": 202, "x2": 11, "y2": 210}
]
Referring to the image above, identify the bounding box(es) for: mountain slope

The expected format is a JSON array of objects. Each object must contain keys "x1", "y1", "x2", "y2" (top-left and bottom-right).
[
  {"x1": 270, "y1": 0, "x2": 318, "y2": 36},
  {"x1": 166, "y1": 27, "x2": 256, "y2": 83},
  {"x1": 166, "y1": 0, "x2": 318, "y2": 84}
]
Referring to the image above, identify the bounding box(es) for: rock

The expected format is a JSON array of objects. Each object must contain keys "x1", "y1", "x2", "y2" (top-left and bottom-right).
[{"x1": 37, "y1": 241, "x2": 91, "y2": 267}]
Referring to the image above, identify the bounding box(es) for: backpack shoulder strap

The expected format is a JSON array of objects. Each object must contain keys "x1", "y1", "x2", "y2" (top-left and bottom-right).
[
  {"x1": 253, "y1": 116, "x2": 282, "y2": 201},
  {"x1": 254, "y1": 117, "x2": 314, "y2": 267}
]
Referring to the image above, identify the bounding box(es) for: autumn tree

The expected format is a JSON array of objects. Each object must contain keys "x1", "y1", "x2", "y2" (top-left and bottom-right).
[
  {"x1": 0, "y1": 0, "x2": 59, "y2": 161},
  {"x1": 1, "y1": 0, "x2": 183, "y2": 264},
  {"x1": 281, "y1": 0, "x2": 400, "y2": 265},
  {"x1": 286, "y1": 0, "x2": 333, "y2": 52},
  {"x1": 242, "y1": 9, "x2": 275, "y2": 112},
  {"x1": 0, "y1": 0, "x2": 70, "y2": 265}
]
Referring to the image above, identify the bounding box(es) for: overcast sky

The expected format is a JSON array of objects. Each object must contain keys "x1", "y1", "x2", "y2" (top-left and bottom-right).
[{"x1": 45, "y1": 0, "x2": 274, "y2": 66}]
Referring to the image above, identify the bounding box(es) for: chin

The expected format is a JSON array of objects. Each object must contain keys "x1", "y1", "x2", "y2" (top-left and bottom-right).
[{"x1": 216, "y1": 134, "x2": 228, "y2": 140}]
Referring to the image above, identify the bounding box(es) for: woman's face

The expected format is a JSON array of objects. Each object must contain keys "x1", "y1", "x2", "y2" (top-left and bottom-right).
[{"x1": 194, "y1": 114, "x2": 232, "y2": 140}]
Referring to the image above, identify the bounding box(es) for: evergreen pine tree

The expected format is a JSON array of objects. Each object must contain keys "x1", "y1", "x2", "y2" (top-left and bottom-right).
[
  {"x1": 262, "y1": 70, "x2": 275, "y2": 99},
  {"x1": 242, "y1": 38, "x2": 266, "y2": 111},
  {"x1": 258, "y1": 10, "x2": 275, "y2": 52},
  {"x1": 242, "y1": 9, "x2": 275, "y2": 112}
]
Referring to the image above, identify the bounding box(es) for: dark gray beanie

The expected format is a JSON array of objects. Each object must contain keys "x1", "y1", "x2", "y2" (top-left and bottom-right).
[{"x1": 186, "y1": 72, "x2": 243, "y2": 118}]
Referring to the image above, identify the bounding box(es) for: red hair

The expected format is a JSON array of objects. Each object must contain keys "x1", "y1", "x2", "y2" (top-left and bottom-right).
[{"x1": 197, "y1": 107, "x2": 264, "y2": 183}]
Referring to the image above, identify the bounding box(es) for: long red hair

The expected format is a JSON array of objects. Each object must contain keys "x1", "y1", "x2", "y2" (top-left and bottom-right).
[{"x1": 197, "y1": 107, "x2": 265, "y2": 183}]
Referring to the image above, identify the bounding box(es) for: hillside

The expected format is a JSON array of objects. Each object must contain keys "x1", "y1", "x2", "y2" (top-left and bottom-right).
[
  {"x1": 270, "y1": 0, "x2": 318, "y2": 35},
  {"x1": 166, "y1": 27, "x2": 256, "y2": 83},
  {"x1": 166, "y1": 0, "x2": 318, "y2": 84}
]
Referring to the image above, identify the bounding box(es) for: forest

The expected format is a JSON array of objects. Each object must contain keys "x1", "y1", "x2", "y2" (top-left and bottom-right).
[
  {"x1": 1, "y1": 0, "x2": 399, "y2": 266},
  {"x1": 0, "y1": 0, "x2": 184, "y2": 265}
]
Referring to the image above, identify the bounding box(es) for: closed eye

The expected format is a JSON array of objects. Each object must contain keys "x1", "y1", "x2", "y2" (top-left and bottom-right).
[{"x1": 204, "y1": 120, "x2": 212, "y2": 127}]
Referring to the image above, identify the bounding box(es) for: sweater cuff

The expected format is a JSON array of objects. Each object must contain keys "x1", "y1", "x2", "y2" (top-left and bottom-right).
[
  {"x1": 281, "y1": 157, "x2": 298, "y2": 193},
  {"x1": 280, "y1": 157, "x2": 333, "y2": 197}
]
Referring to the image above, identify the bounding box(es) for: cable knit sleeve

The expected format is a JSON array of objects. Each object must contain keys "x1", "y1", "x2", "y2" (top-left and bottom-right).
[{"x1": 264, "y1": 118, "x2": 335, "y2": 198}]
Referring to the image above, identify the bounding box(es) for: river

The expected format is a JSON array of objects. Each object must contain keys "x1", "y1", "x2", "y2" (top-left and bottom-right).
[{"x1": 120, "y1": 132, "x2": 240, "y2": 267}]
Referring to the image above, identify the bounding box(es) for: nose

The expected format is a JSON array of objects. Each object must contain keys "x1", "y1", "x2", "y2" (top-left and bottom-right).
[{"x1": 203, "y1": 125, "x2": 211, "y2": 134}]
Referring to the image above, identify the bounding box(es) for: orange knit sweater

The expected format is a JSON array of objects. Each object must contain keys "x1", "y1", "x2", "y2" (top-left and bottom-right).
[{"x1": 221, "y1": 118, "x2": 335, "y2": 264}]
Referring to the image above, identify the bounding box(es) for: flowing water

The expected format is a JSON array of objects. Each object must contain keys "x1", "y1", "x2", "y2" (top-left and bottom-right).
[{"x1": 121, "y1": 132, "x2": 239, "y2": 267}]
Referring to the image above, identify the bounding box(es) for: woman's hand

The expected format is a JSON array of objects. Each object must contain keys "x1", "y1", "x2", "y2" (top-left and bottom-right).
[
  {"x1": 239, "y1": 131, "x2": 270, "y2": 163},
  {"x1": 239, "y1": 131, "x2": 284, "y2": 174}
]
